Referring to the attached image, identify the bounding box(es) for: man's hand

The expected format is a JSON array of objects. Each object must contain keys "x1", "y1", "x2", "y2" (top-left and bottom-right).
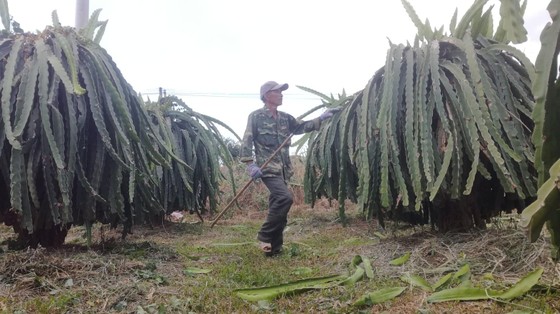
[
  {"x1": 319, "y1": 107, "x2": 342, "y2": 121},
  {"x1": 247, "y1": 163, "x2": 262, "y2": 180}
]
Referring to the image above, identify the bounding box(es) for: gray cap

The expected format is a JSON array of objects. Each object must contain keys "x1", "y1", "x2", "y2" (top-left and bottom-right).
[{"x1": 260, "y1": 81, "x2": 289, "y2": 101}]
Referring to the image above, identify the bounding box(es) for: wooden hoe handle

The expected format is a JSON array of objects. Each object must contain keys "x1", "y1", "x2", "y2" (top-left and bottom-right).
[{"x1": 209, "y1": 131, "x2": 297, "y2": 228}]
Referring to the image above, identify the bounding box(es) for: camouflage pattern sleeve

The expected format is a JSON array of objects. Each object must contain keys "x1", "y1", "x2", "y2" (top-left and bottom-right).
[
  {"x1": 239, "y1": 113, "x2": 255, "y2": 163},
  {"x1": 289, "y1": 115, "x2": 321, "y2": 134}
]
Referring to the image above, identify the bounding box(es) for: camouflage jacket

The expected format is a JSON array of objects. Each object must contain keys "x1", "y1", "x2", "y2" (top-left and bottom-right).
[{"x1": 240, "y1": 106, "x2": 321, "y2": 180}]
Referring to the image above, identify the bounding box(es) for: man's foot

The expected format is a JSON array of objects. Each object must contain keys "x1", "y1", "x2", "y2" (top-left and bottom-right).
[{"x1": 264, "y1": 245, "x2": 283, "y2": 257}]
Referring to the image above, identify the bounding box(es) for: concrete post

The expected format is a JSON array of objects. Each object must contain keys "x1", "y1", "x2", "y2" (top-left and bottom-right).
[{"x1": 75, "y1": 0, "x2": 89, "y2": 29}]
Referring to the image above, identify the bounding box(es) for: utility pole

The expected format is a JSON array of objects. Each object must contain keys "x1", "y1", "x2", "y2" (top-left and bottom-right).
[{"x1": 75, "y1": 0, "x2": 89, "y2": 29}]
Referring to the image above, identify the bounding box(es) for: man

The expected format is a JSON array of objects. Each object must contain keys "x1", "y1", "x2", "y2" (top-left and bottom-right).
[{"x1": 240, "y1": 81, "x2": 338, "y2": 256}]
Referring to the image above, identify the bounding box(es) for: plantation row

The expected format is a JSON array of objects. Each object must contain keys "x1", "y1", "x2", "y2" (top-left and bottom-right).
[
  {"x1": 0, "y1": 10, "x2": 238, "y2": 247},
  {"x1": 0, "y1": 0, "x2": 558, "y2": 259}
]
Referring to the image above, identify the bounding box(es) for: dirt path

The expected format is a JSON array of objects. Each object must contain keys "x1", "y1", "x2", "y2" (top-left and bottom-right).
[{"x1": 1, "y1": 206, "x2": 558, "y2": 313}]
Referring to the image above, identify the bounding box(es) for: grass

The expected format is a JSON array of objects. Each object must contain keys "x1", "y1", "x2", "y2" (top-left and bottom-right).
[{"x1": 0, "y1": 204, "x2": 559, "y2": 313}]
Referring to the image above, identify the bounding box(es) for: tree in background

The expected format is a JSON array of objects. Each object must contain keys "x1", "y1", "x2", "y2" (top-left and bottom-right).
[{"x1": 144, "y1": 95, "x2": 239, "y2": 219}]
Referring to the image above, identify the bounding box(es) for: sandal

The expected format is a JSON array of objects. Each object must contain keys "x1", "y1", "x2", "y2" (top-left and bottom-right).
[{"x1": 259, "y1": 242, "x2": 272, "y2": 253}]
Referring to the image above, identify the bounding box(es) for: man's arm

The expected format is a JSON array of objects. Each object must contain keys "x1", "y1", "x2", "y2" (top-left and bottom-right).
[
  {"x1": 239, "y1": 113, "x2": 255, "y2": 164},
  {"x1": 288, "y1": 107, "x2": 341, "y2": 135},
  {"x1": 239, "y1": 113, "x2": 264, "y2": 179},
  {"x1": 289, "y1": 115, "x2": 321, "y2": 135}
]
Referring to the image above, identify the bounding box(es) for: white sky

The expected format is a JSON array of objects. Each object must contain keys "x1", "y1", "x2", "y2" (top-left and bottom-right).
[{"x1": 6, "y1": 0, "x2": 551, "y2": 141}]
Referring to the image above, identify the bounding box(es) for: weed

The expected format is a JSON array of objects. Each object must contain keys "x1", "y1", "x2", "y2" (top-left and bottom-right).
[{"x1": 27, "y1": 292, "x2": 79, "y2": 314}]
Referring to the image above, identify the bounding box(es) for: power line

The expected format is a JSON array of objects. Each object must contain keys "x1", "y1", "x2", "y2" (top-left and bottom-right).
[{"x1": 140, "y1": 90, "x2": 320, "y2": 101}]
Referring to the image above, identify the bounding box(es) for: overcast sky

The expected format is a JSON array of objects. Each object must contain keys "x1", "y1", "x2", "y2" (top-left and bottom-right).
[{"x1": 6, "y1": 0, "x2": 551, "y2": 140}]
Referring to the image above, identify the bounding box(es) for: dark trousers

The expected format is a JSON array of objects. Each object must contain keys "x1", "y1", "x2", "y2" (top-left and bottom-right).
[{"x1": 257, "y1": 176, "x2": 293, "y2": 251}]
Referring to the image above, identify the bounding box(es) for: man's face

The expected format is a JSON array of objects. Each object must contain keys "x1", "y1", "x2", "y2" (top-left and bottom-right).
[{"x1": 265, "y1": 89, "x2": 283, "y2": 106}]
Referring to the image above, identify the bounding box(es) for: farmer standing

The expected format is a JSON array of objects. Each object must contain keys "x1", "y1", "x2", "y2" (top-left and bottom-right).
[{"x1": 240, "y1": 81, "x2": 338, "y2": 256}]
